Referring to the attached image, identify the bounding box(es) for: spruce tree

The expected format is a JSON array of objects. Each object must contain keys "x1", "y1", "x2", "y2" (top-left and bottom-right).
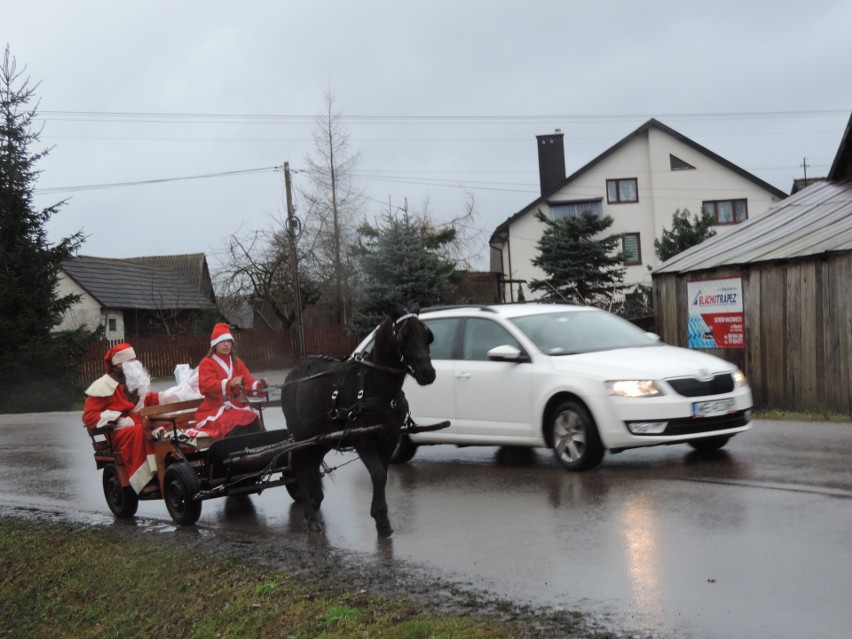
[
  {"x1": 654, "y1": 207, "x2": 717, "y2": 262},
  {"x1": 529, "y1": 209, "x2": 627, "y2": 305},
  {"x1": 351, "y1": 212, "x2": 454, "y2": 338},
  {"x1": 0, "y1": 46, "x2": 87, "y2": 411}
]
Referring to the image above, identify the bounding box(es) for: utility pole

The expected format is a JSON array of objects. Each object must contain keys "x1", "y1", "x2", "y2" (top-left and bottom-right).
[
  {"x1": 284, "y1": 162, "x2": 305, "y2": 357},
  {"x1": 800, "y1": 157, "x2": 810, "y2": 185}
]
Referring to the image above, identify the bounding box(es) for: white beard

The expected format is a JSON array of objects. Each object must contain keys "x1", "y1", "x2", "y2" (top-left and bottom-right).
[{"x1": 123, "y1": 359, "x2": 152, "y2": 398}]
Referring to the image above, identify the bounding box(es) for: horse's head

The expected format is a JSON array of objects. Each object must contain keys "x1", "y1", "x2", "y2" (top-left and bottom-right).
[{"x1": 374, "y1": 306, "x2": 436, "y2": 386}]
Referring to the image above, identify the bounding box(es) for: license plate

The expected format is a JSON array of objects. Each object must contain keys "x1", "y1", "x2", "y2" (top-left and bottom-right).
[{"x1": 692, "y1": 398, "x2": 736, "y2": 418}]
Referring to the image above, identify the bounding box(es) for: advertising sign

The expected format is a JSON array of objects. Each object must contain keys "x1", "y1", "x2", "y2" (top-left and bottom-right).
[{"x1": 686, "y1": 277, "x2": 744, "y2": 349}]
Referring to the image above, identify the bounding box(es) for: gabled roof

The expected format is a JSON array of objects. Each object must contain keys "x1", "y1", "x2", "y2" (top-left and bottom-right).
[
  {"x1": 791, "y1": 177, "x2": 826, "y2": 195},
  {"x1": 828, "y1": 112, "x2": 852, "y2": 181},
  {"x1": 652, "y1": 180, "x2": 852, "y2": 274},
  {"x1": 62, "y1": 255, "x2": 213, "y2": 309},
  {"x1": 490, "y1": 118, "x2": 788, "y2": 243},
  {"x1": 654, "y1": 112, "x2": 852, "y2": 275},
  {"x1": 124, "y1": 253, "x2": 215, "y2": 303}
]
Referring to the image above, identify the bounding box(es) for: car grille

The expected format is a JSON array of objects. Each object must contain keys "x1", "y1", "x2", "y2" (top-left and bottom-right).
[
  {"x1": 667, "y1": 373, "x2": 734, "y2": 397},
  {"x1": 666, "y1": 410, "x2": 749, "y2": 435},
  {"x1": 624, "y1": 410, "x2": 750, "y2": 438}
]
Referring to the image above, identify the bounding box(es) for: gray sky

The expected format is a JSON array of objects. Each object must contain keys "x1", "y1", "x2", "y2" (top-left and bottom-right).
[{"x1": 5, "y1": 0, "x2": 851, "y2": 272}]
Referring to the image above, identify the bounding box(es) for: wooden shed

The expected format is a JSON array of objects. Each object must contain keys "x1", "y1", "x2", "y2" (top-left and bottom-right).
[{"x1": 652, "y1": 114, "x2": 852, "y2": 415}]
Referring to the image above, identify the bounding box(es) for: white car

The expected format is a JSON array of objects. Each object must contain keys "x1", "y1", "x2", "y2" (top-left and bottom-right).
[{"x1": 355, "y1": 303, "x2": 753, "y2": 471}]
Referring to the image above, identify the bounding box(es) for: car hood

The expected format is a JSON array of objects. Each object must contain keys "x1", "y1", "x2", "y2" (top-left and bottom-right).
[{"x1": 547, "y1": 344, "x2": 736, "y2": 380}]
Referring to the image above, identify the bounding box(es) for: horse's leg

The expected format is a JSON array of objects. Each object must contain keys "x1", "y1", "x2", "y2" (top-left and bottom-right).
[
  {"x1": 355, "y1": 443, "x2": 393, "y2": 537},
  {"x1": 291, "y1": 450, "x2": 324, "y2": 533}
]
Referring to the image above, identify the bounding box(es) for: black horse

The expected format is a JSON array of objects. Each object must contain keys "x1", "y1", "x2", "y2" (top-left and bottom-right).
[{"x1": 281, "y1": 307, "x2": 436, "y2": 537}]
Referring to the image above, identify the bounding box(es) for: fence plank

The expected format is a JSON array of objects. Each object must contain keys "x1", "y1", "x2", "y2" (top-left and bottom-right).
[{"x1": 80, "y1": 327, "x2": 358, "y2": 382}]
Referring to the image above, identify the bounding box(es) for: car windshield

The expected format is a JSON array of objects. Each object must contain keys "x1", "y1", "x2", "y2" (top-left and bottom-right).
[{"x1": 510, "y1": 309, "x2": 661, "y2": 355}]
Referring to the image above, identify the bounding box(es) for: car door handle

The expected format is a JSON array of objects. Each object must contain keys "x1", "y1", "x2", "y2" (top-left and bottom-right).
[{"x1": 455, "y1": 372, "x2": 471, "y2": 379}]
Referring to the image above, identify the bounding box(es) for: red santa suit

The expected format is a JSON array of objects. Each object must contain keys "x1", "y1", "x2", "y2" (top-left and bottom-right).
[
  {"x1": 82, "y1": 344, "x2": 161, "y2": 494},
  {"x1": 194, "y1": 324, "x2": 266, "y2": 440}
]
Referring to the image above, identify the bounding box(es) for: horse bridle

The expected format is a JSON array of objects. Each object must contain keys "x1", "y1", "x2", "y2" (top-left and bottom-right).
[{"x1": 392, "y1": 312, "x2": 421, "y2": 376}]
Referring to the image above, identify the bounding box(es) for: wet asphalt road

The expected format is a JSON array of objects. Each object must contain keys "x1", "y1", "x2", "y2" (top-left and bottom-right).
[{"x1": 1, "y1": 382, "x2": 851, "y2": 639}]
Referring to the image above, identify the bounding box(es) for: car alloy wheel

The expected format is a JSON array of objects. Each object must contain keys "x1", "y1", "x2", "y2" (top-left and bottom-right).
[{"x1": 549, "y1": 400, "x2": 604, "y2": 471}]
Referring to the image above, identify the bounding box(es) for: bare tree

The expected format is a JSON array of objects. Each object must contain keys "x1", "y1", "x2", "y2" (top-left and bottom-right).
[
  {"x1": 298, "y1": 88, "x2": 363, "y2": 326},
  {"x1": 213, "y1": 224, "x2": 319, "y2": 330},
  {"x1": 405, "y1": 190, "x2": 484, "y2": 271}
]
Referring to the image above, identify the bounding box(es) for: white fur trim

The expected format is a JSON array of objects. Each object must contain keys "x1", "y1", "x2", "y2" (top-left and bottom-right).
[
  {"x1": 85, "y1": 375, "x2": 119, "y2": 398},
  {"x1": 115, "y1": 416, "x2": 135, "y2": 429},
  {"x1": 211, "y1": 332, "x2": 234, "y2": 347},
  {"x1": 111, "y1": 346, "x2": 136, "y2": 366},
  {"x1": 128, "y1": 455, "x2": 157, "y2": 494},
  {"x1": 96, "y1": 410, "x2": 122, "y2": 427}
]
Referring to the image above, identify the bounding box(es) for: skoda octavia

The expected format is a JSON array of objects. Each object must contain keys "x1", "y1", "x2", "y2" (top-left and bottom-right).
[{"x1": 356, "y1": 303, "x2": 752, "y2": 471}]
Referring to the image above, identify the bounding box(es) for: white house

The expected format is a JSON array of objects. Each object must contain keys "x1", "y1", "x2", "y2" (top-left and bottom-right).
[
  {"x1": 56, "y1": 254, "x2": 215, "y2": 339},
  {"x1": 489, "y1": 119, "x2": 788, "y2": 302}
]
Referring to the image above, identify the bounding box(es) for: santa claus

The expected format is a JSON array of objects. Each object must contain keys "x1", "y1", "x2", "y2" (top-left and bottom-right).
[
  {"x1": 82, "y1": 343, "x2": 162, "y2": 494},
  {"x1": 194, "y1": 323, "x2": 268, "y2": 439}
]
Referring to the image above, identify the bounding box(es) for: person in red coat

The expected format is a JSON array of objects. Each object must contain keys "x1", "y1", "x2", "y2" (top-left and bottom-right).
[
  {"x1": 194, "y1": 323, "x2": 268, "y2": 439},
  {"x1": 82, "y1": 343, "x2": 162, "y2": 494}
]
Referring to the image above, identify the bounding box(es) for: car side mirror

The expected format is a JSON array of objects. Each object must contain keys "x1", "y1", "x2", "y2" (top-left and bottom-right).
[
  {"x1": 487, "y1": 344, "x2": 530, "y2": 363},
  {"x1": 645, "y1": 332, "x2": 662, "y2": 342}
]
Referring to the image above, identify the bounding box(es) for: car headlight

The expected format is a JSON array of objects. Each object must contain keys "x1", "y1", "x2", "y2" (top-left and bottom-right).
[
  {"x1": 733, "y1": 368, "x2": 748, "y2": 388},
  {"x1": 606, "y1": 380, "x2": 662, "y2": 398}
]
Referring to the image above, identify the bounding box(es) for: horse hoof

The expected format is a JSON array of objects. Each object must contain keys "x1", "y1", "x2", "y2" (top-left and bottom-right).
[
  {"x1": 307, "y1": 520, "x2": 324, "y2": 533},
  {"x1": 377, "y1": 523, "x2": 394, "y2": 538}
]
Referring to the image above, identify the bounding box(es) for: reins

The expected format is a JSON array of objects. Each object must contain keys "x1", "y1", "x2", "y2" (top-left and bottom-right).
[
  {"x1": 264, "y1": 356, "x2": 407, "y2": 392},
  {"x1": 267, "y1": 312, "x2": 419, "y2": 391}
]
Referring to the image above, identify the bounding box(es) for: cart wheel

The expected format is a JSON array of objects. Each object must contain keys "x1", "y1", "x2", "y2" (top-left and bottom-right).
[
  {"x1": 163, "y1": 462, "x2": 202, "y2": 525},
  {"x1": 102, "y1": 463, "x2": 139, "y2": 518}
]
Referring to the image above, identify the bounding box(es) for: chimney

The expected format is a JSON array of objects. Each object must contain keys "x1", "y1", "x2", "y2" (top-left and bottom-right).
[{"x1": 536, "y1": 129, "x2": 566, "y2": 195}]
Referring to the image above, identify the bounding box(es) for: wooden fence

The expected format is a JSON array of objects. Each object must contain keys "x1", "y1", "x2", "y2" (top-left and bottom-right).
[
  {"x1": 653, "y1": 252, "x2": 851, "y2": 415},
  {"x1": 80, "y1": 326, "x2": 360, "y2": 381}
]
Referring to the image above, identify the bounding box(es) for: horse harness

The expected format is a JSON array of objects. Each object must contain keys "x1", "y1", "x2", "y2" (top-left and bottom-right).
[{"x1": 327, "y1": 312, "x2": 421, "y2": 426}]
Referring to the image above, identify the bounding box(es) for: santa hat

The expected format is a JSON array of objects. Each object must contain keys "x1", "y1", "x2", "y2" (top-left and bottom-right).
[
  {"x1": 210, "y1": 323, "x2": 234, "y2": 347},
  {"x1": 104, "y1": 343, "x2": 136, "y2": 372}
]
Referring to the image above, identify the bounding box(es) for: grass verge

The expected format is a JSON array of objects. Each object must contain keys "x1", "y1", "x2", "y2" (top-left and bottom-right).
[
  {"x1": 0, "y1": 517, "x2": 609, "y2": 639},
  {"x1": 753, "y1": 409, "x2": 851, "y2": 423}
]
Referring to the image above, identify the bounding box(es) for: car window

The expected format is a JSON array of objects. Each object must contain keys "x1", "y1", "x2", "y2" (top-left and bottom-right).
[
  {"x1": 462, "y1": 318, "x2": 521, "y2": 361},
  {"x1": 511, "y1": 310, "x2": 660, "y2": 354},
  {"x1": 423, "y1": 318, "x2": 461, "y2": 360}
]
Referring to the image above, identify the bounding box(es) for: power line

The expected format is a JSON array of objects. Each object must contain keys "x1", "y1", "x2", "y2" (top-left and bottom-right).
[
  {"x1": 35, "y1": 166, "x2": 281, "y2": 195},
  {"x1": 36, "y1": 108, "x2": 849, "y2": 126}
]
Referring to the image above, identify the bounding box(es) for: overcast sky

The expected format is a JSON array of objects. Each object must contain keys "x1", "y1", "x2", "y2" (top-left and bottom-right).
[{"x1": 5, "y1": 0, "x2": 851, "y2": 272}]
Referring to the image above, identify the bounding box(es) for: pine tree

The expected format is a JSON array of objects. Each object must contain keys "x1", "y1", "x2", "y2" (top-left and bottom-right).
[
  {"x1": 529, "y1": 209, "x2": 627, "y2": 305},
  {"x1": 351, "y1": 212, "x2": 455, "y2": 338},
  {"x1": 654, "y1": 207, "x2": 717, "y2": 262},
  {"x1": 0, "y1": 46, "x2": 87, "y2": 411}
]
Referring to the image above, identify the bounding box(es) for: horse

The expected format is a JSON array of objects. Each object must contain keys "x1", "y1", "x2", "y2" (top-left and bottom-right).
[{"x1": 281, "y1": 306, "x2": 436, "y2": 537}]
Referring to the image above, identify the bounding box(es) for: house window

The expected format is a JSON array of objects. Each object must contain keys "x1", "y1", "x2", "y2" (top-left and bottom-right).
[
  {"x1": 606, "y1": 178, "x2": 638, "y2": 203},
  {"x1": 622, "y1": 233, "x2": 641, "y2": 265},
  {"x1": 670, "y1": 154, "x2": 696, "y2": 170},
  {"x1": 108, "y1": 318, "x2": 117, "y2": 332},
  {"x1": 703, "y1": 199, "x2": 748, "y2": 224},
  {"x1": 550, "y1": 199, "x2": 603, "y2": 220}
]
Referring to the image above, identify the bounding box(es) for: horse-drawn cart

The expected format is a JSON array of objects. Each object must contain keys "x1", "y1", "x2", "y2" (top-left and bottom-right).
[{"x1": 87, "y1": 398, "x2": 381, "y2": 525}]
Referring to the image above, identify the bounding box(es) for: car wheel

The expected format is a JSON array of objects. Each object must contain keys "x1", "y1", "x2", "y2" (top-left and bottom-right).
[
  {"x1": 390, "y1": 433, "x2": 417, "y2": 464},
  {"x1": 163, "y1": 462, "x2": 202, "y2": 525},
  {"x1": 688, "y1": 435, "x2": 731, "y2": 451},
  {"x1": 549, "y1": 400, "x2": 604, "y2": 471},
  {"x1": 102, "y1": 463, "x2": 139, "y2": 518}
]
